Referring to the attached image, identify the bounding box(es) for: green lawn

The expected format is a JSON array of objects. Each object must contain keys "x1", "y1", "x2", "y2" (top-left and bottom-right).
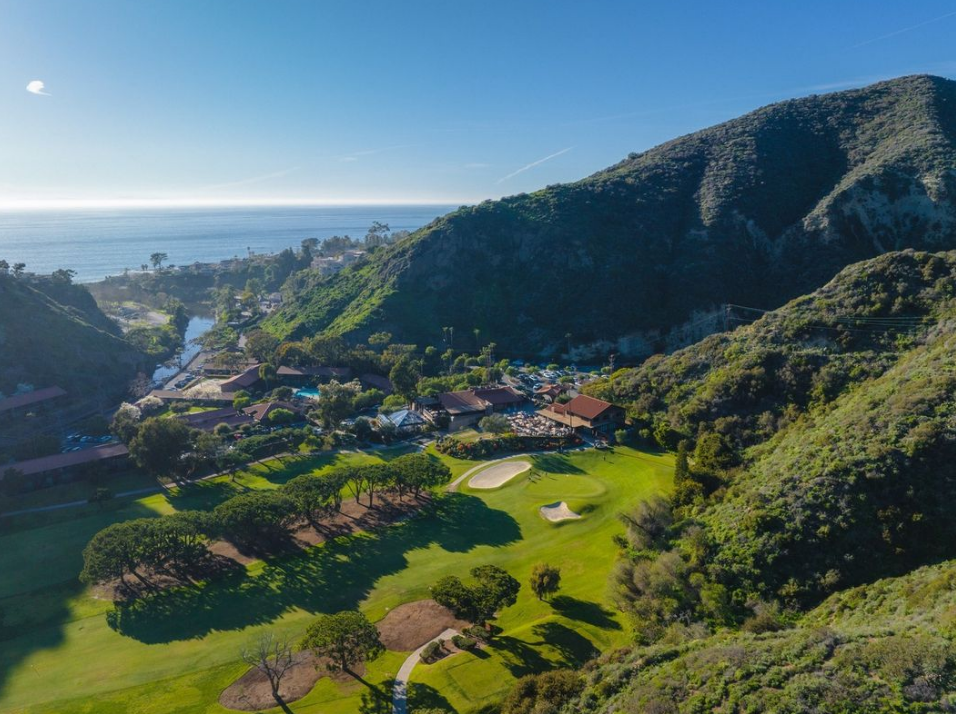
[{"x1": 0, "y1": 445, "x2": 671, "y2": 713}]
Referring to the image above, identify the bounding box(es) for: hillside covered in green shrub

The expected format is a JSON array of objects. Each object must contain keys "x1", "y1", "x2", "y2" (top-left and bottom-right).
[
  {"x1": 530, "y1": 250, "x2": 956, "y2": 712},
  {"x1": 571, "y1": 559, "x2": 956, "y2": 713},
  {"x1": 0, "y1": 273, "x2": 147, "y2": 402},
  {"x1": 266, "y1": 75, "x2": 956, "y2": 358}
]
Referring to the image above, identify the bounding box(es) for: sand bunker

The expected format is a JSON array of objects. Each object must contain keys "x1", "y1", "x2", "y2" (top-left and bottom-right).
[
  {"x1": 469, "y1": 461, "x2": 531, "y2": 489},
  {"x1": 539, "y1": 501, "x2": 582, "y2": 522}
]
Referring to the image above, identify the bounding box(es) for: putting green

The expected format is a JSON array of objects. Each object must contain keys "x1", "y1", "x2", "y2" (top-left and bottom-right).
[{"x1": 0, "y1": 446, "x2": 672, "y2": 714}]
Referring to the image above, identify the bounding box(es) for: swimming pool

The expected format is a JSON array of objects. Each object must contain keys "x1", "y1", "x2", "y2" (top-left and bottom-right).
[{"x1": 294, "y1": 388, "x2": 322, "y2": 400}]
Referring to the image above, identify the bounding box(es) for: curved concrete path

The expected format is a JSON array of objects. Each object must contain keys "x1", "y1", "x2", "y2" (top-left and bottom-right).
[{"x1": 392, "y1": 628, "x2": 459, "y2": 714}]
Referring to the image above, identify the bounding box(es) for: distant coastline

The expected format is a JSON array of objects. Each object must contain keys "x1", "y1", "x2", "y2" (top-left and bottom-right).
[{"x1": 0, "y1": 204, "x2": 455, "y2": 283}]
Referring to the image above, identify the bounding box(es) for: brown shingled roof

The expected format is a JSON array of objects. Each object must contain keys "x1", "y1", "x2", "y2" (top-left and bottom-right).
[
  {"x1": 0, "y1": 386, "x2": 68, "y2": 414},
  {"x1": 277, "y1": 365, "x2": 352, "y2": 379},
  {"x1": 360, "y1": 373, "x2": 394, "y2": 394},
  {"x1": 4, "y1": 443, "x2": 129, "y2": 477},
  {"x1": 176, "y1": 407, "x2": 253, "y2": 431},
  {"x1": 438, "y1": 389, "x2": 488, "y2": 415},
  {"x1": 474, "y1": 386, "x2": 524, "y2": 406},
  {"x1": 242, "y1": 401, "x2": 302, "y2": 423},
  {"x1": 438, "y1": 386, "x2": 525, "y2": 415},
  {"x1": 221, "y1": 364, "x2": 262, "y2": 391}
]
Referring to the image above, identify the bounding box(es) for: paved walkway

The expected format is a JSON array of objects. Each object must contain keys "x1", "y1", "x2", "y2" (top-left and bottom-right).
[{"x1": 392, "y1": 628, "x2": 459, "y2": 714}]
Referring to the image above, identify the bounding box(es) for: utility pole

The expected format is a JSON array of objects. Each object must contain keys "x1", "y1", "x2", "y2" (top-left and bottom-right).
[{"x1": 608, "y1": 353, "x2": 617, "y2": 402}]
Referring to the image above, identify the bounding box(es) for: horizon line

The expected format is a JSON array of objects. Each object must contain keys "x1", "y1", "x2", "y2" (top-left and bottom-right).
[{"x1": 0, "y1": 197, "x2": 480, "y2": 211}]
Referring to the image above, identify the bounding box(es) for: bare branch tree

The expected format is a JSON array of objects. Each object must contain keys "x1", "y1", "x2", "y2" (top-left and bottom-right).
[{"x1": 240, "y1": 633, "x2": 296, "y2": 708}]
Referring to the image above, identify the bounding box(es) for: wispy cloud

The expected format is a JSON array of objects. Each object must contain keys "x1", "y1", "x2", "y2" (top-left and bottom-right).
[
  {"x1": 850, "y1": 10, "x2": 956, "y2": 49},
  {"x1": 338, "y1": 144, "x2": 416, "y2": 162},
  {"x1": 497, "y1": 147, "x2": 573, "y2": 184},
  {"x1": 197, "y1": 167, "x2": 299, "y2": 192},
  {"x1": 464, "y1": 162, "x2": 490, "y2": 169},
  {"x1": 26, "y1": 80, "x2": 50, "y2": 96}
]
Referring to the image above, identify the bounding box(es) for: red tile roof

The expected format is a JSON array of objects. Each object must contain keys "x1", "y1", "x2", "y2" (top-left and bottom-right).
[
  {"x1": 555, "y1": 394, "x2": 617, "y2": 420},
  {"x1": 0, "y1": 386, "x2": 68, "y2": 414},
  {"x1": 534, "y1": 383, "x2": 565, "y2": 397}
]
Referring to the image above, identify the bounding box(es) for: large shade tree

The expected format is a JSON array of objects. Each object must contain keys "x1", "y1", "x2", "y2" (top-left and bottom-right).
[{"x1": 301, "y1": 611, "x2": 383, "y2": 674}]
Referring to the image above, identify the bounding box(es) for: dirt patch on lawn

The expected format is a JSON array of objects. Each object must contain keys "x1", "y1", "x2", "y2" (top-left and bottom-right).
[
  {"x1": 219, "y1": 651, "x2": 364, "y2": 712},
  {"x1": 290, "y1": 493, "x2": 426, "y2": 549},
  {"x1": 377, "y1": 599, "x2": 472, "y2": 651},
  {"x1": 220, "y1": 598, "x2": 464, "y2": 710},
  {"x1": 97, "y1": 493, "x2": 430, "y2": 601},
  {"x1": 91, "y1": 554, "x2": 242, "y2": 601}
]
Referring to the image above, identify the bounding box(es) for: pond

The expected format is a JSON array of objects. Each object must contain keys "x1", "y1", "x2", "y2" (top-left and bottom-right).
[{"x1": 151, "y1": 315, "x2": 216, "y2": 384}]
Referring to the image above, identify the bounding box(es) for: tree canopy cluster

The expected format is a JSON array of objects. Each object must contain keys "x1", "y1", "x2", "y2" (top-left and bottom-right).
[
  {"x1": 431, "y1": 564, "x2": 521, "y2": 625},
  {"x1": 80, "y1": 453, "x2": 451, "y2": 589}
]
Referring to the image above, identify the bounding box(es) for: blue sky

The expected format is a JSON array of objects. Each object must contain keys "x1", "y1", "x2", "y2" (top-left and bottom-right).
[{"x1": 1, "y1": 0, "x2": 955, "y2": 207}]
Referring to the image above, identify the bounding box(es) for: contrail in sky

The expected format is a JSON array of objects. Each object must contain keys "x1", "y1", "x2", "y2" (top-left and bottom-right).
[
  {"x1": 198, "y1": 167, "x2": 299, "y2": 191},
  {"x1": 497, "y1": 147, "x2": 573, "y2": 184},
  {"x1": 851, "y1": 10, "x2": 956, "y2": 49}
]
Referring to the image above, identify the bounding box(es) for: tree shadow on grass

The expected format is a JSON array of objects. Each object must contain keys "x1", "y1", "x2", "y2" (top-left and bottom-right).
[
  {"x1": 530, "y1": 621, "x2": 600, "y2": 667},
  {"x1": 406, "y1": 682, "x2": 457, "y2": 713},
  {"x1": 486, "y1": 634, "x2": 553, "y2": 678},
  {"x1": 165, "y1": 478, "x2": 251, "y2": 511},
  {"x1": 357, "y1": 677, "x2": 395, "y2": 714},
  {"x1": 486, "y1": 621, "x2": 600, "y2": 679},
  {"x1": 107, "y1": 494, "x2": 521, "y2": 643},
  {"x1": 250, "y1": 446, "x2": 416, "y2": 487},
  {"x1": 0, "y1": 500, "x2": 162, "y2": 698},
  {"x1": 530, "y1": 454, "x2": 585, "y2": 475},
  {"x1": 550, "y1": 595, "x2": 621, "y2": 630}
]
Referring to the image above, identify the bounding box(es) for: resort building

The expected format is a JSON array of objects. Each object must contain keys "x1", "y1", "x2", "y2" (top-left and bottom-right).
[
  {"x1": 378, "y1": 408, "x2": 427, "y2": 433},
  {"x1": 434, "y1": 385, "x2": 526, "y2": 431},
  {"x1": 2, "y1": 442, "x2": 130, "y2": 489},
  {"x1": 276, "y1": 365, "x2": 353, "y2": 384},
  {"x1": 0, "y1": 386, "x2": 68, "y2": 421},
  {"x1": 220, "y1": 364, "x2": 263, "y2": 393},
  {"x1": 539, "y1": 394, "x2": 625, "y2": 436}
]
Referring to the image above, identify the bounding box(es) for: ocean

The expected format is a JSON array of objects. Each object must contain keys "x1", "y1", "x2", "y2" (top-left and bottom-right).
[{"x1": 0, "y1": 204, "x2": 456, "y2": 283}]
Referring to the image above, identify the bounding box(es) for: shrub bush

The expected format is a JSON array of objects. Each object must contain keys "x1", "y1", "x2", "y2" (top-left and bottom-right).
[
  {"x1": 452, "y1": 634, "x2": 477, "y2": 650},
  {"x1": 421, "y1": 640, "x2": 443, "y2": 663},
  {"x1": 435, "y1": 434, "x2": 575, "y2": 459}
]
